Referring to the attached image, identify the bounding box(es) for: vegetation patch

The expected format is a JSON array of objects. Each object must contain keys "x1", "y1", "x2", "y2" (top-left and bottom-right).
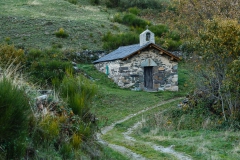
[{"x1": 55, "y1": 28, "x2": 69, "y2": 38}]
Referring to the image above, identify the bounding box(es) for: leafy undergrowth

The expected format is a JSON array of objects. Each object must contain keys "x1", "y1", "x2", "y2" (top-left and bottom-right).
[{"x1": 0, "y1": 62, "x2": 128, "y2": 160}]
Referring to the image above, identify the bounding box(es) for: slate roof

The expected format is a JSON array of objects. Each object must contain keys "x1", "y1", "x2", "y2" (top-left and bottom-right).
[{"x1": 93, "y1": 42, "x2": 179, "y2": 63}]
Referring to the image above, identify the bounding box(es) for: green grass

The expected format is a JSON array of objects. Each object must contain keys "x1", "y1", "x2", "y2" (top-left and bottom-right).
[
  {"x1": 99, "y1": 145, "x2": 130, "y2": 160},
  {"x1": 0, "y1": 0, "x2": 127, "y2": 50},
  {"x1": 136, "y1": 130, "x2": 240, "y2": 160}
]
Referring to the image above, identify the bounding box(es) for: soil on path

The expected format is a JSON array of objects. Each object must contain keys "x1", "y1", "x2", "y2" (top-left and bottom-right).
[{"x1": 97, "y1": 97, "x2": 192, "y2": 160}]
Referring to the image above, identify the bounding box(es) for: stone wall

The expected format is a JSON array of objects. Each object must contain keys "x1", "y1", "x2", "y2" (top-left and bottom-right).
[{"x1": 94, "y1": 48, "x2": 178, "y2": 91}]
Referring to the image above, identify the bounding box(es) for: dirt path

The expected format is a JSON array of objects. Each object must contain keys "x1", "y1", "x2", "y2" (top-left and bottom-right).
[
  {"x1": 123, "y1": 120, "x2": 192, "y2": 160},
  {"x1": 97, "y1": 97, "x2": 192, "y2": 160}
]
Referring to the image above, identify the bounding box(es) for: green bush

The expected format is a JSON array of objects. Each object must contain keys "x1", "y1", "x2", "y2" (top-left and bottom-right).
[
  {"x1": 105, "y1": 0, "x2": 120, "y2": 8},
  {"x1": 29, "y1": 59, "x2": 72, "y2": 85},
  {"x1": 0, "y1": 77, "x2": 31, "y2": 159},
  {"x1": 166, "y1": 30, "x2": 181, "y2": 41},
  {"x1": 112, "y1": 13, "x2": 122, "y2": 23},
  {"x1": 90, "y1": 0, "x2": 99, "y2": 5},
  {"x1": 0, "y1": 43, "x2": 25, "y2": 67},
  {"x1": 55, "y1": 28, "x2": 69, "y2": 38},
  {"x1": 25, "y1": 48, "x2": 71, "y2": 85},
  {"x1": 149, "y1": 24, "x2": 169, "y2": 37},
  {"x1": 106, "y1": 0, "x2": 170, "y2": 10},
  {"x1": 122, "y1": 13, "x2": 149, "y2": 28},
  {"x1": 102, "y1": 32, "x2": 138, "y2": 50},
  {"x1": 128, "y1": 7, "x2": 140, "y2": 15},
  {"x1": 60, "y1": 75, "x2": 97, "y2": 118},
  {"x1": 65, "y1": 0, "x2": 77, "y2": 5},
  {"x1": 162, "y1": 38, "x2": 182, "y2": 51},
  {"x1": 25, "y1": 49, "x2": 46, "y2": 63}
]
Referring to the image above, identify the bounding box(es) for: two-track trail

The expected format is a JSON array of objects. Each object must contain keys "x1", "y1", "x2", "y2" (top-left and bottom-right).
[{"x1": 97, "y1": 97, "x2": 192, "y2": 160}]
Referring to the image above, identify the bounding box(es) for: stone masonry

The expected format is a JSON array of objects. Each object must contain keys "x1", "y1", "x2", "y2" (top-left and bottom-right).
[{"x1": 94, "y1": 48, "x2": 178, "y2": 91}]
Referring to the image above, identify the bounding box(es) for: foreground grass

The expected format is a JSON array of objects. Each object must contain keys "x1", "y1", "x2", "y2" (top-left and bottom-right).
[
  {"x1": 100, "y1": 145, "x2": 130, "y2": 160},
  {"x1": 136, "y1": 130, "x2": 240, "y2": 160},
  {"x1": 0, "y1": 0, "x2": 126, "y2": 50}
]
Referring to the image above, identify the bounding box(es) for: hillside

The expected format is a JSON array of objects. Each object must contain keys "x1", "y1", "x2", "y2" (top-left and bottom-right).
[{"x1": 0, "y1": 0, "x2": 127, "y2": 51}]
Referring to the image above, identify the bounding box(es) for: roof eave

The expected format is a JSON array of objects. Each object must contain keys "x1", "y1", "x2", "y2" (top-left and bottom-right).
[
  {"x1": 122, "y1": 43, "x2": 180, "y2": 61},
  {"x1": 93, "y1": 58, "x2": 121, "y2": 64}
]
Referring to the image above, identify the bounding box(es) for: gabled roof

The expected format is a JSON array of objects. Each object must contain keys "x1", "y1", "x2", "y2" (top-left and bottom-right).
[{"x1": 93, "y1": 43, "x2": 180, "y2": 64}]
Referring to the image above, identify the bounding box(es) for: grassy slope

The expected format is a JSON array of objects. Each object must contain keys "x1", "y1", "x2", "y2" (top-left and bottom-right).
[{"x1": 0, "y1": 0, "x2": 127, "y2": 50}]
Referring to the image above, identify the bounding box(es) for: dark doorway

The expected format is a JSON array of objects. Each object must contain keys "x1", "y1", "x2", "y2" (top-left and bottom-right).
[{"x1": 144, "y1": 67, "x2": 153, "y2": 89}]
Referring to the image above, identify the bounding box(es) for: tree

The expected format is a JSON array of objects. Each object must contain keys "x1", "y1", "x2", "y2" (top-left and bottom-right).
[
  {"x1": 192, "y1": 18, "x2": 240, "y2": 121},
  {"x1": 170, "y1": 0, "x2": 240, "y2": 37}
]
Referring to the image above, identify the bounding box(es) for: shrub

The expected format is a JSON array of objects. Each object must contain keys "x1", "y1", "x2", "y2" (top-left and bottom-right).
[
  {"x1": 90, "y1": 0, "x2": 100, "y2": 5},
  {"x1": 0, "y1": 77, "x2": 31, "y2": 159},
  {"x1": 65, "y1": 0, "x2": 77, "y2": 5},
  {"x1": 162, "y1": 38, "x2": 182, "y2": 51},
  {"x1": 55, "y1": 28, "x2": 69, "y2": 38},
  {"x1": 29, "y1": 59, "x2": 72, "y2": 85},
  {"x1": 60, "y1": 143, "x2": 74, "y2": 159},
  {"x1": 166, "y1": 30, "x2": 181, "y2": 41},
  {"x1": 149, "y1": 24, "x2": 169, "y2": 37},
  {"x1": 25, "y1": 49, "x2": 46, "y2": 63},
  {"x1": 60, "y1": 74, "x2": 97, "y2": 118},
  {"x1": 122, "y1": 13, "x2": 149, "y2": 28},
  {"x1": 25, "y1": 48, "x2": 72, "y2": 85},
  {"x1": 4, "y1": 37, "x2": 11, "y2": 44},
  {"x1": 0, "y1": 43, "x2": 25, "y2": 67},
  {"x1": 102, "y1": 32, "x2": 138, "y2": 50},
  {"x1": 39, "y1": 116, "x2": 60, "y2": 140},
  {"x1": 71, "y1": 133, "x2": 82, "y2": 149},
  {"x1": 112, "y1": 13, "x2": 123, "y2": 23},
  {"x1": 105, "y1": 0, "x2": 120, "y2": 8},
  {"x1": 106, "y1": 0, "x2": 169, "y2": 10},
  {"x1": 128, "y1": 7, "x2": 140, "y2": 15}
]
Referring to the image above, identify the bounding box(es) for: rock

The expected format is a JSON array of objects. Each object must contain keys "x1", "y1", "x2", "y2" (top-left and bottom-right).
[
  {"x1": 36, "y1": 95, "x2": 47, "y2": 101},
  {"x1": 171, "y1": 86, "x2": 178, "y2": 91},
  {"x1": 73, "y1": 66, "x2": 78, "y2": 71},
  {"x1": 158, "y1": 87, "x2": 165, "y2": 91},
  {"x1": 177, "y1": 104, "x2": 182, "y2": 108},
  {"x1": 172, "y1": 77, "x2": 178, "y2": 82},
  {"x1": 183, "y1": 98, "x2": 188, "y2": 104},
  {"x1": 72, "y1": 61, "x2": 77, "y2": 66},
  {"x1": 38, "y1": 90, "x2": 52, "y2": 94},
  {"x1": 172, "y1": 65, "x2": 178, "y2": 70},
  {"x1": 165, "y1": 84, "x2": 171, "y2": 88}
]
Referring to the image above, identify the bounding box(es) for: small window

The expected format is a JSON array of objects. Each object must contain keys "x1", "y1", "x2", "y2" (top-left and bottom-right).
[{"x1": 146, "y1": 32, "x2": 150, "y2": 41}]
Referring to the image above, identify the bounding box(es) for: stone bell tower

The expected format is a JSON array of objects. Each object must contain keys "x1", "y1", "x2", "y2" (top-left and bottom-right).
[{"x1": 139, "y1": 29, "x2": 155, "y2": 46}]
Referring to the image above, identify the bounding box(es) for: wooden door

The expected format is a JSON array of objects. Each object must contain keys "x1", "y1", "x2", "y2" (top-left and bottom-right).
[{"x1": 144, "y1": 67, "x2": 153, "y2": 89}]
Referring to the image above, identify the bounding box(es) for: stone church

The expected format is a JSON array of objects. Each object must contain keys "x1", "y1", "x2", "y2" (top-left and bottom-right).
[{"x1": 93, "y1": 29, "x2": 180, "y2": 91}]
